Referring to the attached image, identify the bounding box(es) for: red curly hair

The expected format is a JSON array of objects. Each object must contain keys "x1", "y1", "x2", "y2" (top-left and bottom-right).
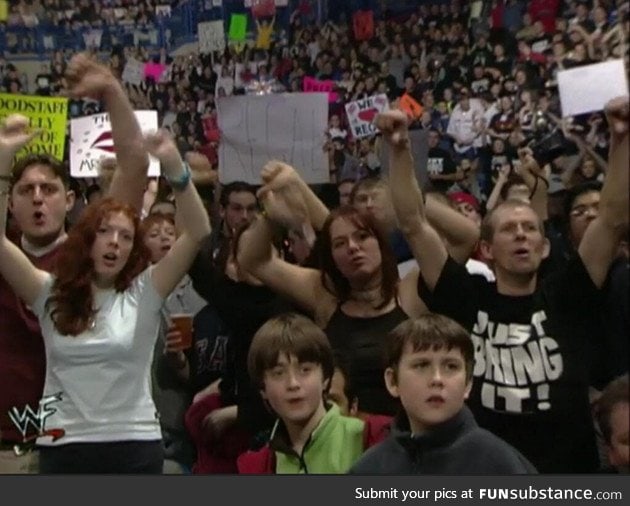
[{"x1": 46, "y1": 198, "x2": 150, "y2": 336}]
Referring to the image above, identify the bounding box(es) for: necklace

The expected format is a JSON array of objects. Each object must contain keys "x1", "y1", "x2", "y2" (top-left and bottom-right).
[{"x1": 350, "y1": 286, "x2": 383, "y2": 305}]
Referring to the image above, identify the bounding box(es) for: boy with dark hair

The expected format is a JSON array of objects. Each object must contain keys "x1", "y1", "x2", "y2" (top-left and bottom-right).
[
  {"x1": 351, "y1": 314, "x2": 537, "y2": 474},
  {"x1": 237, "y1": 313, "x2": 389, "y2": 474}
]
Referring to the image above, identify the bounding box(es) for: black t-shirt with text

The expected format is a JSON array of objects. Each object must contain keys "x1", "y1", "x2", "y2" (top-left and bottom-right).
[
  {"x1": 418, "y1": 256, "x2": 602, "y2": 473},
  {"x1": 427, "y1": 146, "x2": 457, "y2": 193}
]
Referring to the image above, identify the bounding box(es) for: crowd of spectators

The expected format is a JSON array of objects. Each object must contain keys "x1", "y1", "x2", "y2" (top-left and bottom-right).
[{"x1": 0, "y1": 0, "x2": 628, "y2": 476}]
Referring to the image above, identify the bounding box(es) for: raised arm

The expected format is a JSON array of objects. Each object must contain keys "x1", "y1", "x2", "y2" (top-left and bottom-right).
[
  {"x1": 0, "y1": 115, "x2": 50, "y2": 306},
  {"x1": 375, "y1": 110, "x2": 448, "y2": 291},
  {"x1": 425, "y1": 193, "x2": 480, "y2": 263},
  {"x1": 65, "y1": 53, "x2": 150, "y2": 213},
  {"x1": 579, "y1": 96, "x2": 629, "y2": 288},
  {"x1": 516, "y1": 148, "x2": 548, "y2": 222},
  {"x1": 237, "y1": 176, "x2": 332, "y2": 320},
  {"x1": 144, "y1": 130, "x2": 211, "y2": 298},
  {"x1": 486, "y1": 165, "x2": 510, "y2": 212}
]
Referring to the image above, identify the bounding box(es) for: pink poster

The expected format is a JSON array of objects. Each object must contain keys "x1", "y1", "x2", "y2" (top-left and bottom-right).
[
  {"x1": 144, "y1": 62, "x2": 167, "y2": 82},
  {"x1": 302, "y1": 76, "x2": 338, "y2": 103}
]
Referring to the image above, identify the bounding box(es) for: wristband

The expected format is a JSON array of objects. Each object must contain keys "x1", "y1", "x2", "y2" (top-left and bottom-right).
[{"x1": 166, "y1": 162, "x2": 191, "y2": 191}]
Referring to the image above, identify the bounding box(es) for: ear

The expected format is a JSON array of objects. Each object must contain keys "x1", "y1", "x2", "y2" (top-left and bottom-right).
[
  {"x1": 65, "y1": 190, "x2": 76, "y2": 212},
  {"x1": 384, "y1": 367, "x2": 400, "y2": 398},
  {"x1": 322, "y1": 376, "x2": 330, "y2": 394},
  {"x1": 259, "y1": 388, "x2": 268, "y2": 401},
  {"x1": 349, "y1": 397, "x2": 359, "y2": 418},
  {"x1": 479, "y1": 239, "x2": 493, "y2": 262},
  {"x1": 463, "y1": 378, "x2": 473, "y2": 400},
  {"x1": 541, "y1": 236, "x2": 550, "y2": 260}
]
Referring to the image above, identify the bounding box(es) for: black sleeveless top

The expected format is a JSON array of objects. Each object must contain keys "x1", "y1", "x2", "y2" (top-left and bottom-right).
[{"x1": 324, "y1": 303, "x2": 408, "y2": 416}]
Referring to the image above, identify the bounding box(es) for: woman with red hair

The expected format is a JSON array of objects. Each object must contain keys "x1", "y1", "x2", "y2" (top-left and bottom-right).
[{"x1": 0, "y1": 115, "x2": 211, "y2": 473}]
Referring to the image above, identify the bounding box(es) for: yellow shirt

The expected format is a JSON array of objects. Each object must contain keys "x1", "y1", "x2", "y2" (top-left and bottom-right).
[{"x1": 256, "y1": 23, "x2": 274, "y2": 50}]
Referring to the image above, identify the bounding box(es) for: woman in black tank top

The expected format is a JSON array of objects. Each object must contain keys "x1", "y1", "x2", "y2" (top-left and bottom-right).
[{"x1": 237, "y1": 163, "x2": 430, "y2": 417}]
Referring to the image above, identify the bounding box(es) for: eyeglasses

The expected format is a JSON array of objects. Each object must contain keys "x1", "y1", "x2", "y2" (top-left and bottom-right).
[{"x1": 569, "y1": 203, "x2": 599, "y2": 218}]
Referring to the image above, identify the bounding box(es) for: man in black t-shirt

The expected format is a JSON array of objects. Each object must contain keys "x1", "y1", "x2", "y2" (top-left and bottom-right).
[
  {"x1": 377, "y1": 96, "x2": 629, "y2": 473},
  {"x1": 426, "y1": 129, "x2": 461, "y2": 194}
]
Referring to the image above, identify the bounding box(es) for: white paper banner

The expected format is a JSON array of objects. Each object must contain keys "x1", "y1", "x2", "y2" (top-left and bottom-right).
[
  {"x1": 70, "y1": 111, "x2": 160, "y2": 178},
  {"x1": 121, "y1": 58, "x2": 144, "y2": 86},
  {"x1": 198, "y1": 20, "x2": 225, "y2": 54},
  {"x1": 82, "y1": 29, "x2": 103, "y2": 49},
  {"x1": 244, "y1": 0, "x2": 288, "y2": 6},
  {"x1": 217, "y1": 93, "x2": 328, "y2": 184},
  {"x1": 155, "y1": 5, "x2": 171, "y2": 16},
  {"x1": 344, "y1": 93, "x2": 390, "y2": 139},
  {"x1": 557, "y1": 59, "x2": 629, "y2": 118}
]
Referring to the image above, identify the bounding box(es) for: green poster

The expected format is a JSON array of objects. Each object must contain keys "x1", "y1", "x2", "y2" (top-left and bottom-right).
[{"x1": 229, "y1": 14, "x2": 247, "y2": 41}]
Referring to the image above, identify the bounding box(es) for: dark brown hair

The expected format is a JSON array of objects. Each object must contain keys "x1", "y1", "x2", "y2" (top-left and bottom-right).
[
  {"x1": 10, "y1": 153, "x2": 70, "y2": 189},
  {"x1": 318, "y1": 205, "x2": 398, "y2": 308},
  {"x1": 386, "y1": 314, "x2": 474, "y2": 381},
  {"x1": 247, "y1": 313, "x2": 334, "y2": 391}
]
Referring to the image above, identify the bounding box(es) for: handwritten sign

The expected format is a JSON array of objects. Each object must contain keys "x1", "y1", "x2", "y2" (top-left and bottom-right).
[
  {"x1": 217, "y1": 93, "x2": 328, "y2": 184},
  {"x1": 121, "y1": 58, "x2": 144, "y2": 86},
  {"x1": 0, "y1": 94, "x2": 68, "y2": 160},
  {"x1": 345, "y1": 94, "x2": 389, "y2": 139},
  {"x1": 198, "y1": 20, "x2": 226, "y2": 53},
  {"x1": 70, "y1": 111, "x2": 160, "y2": 178}
]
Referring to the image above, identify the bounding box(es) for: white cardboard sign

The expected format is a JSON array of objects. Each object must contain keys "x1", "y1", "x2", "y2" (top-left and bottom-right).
[
  {"x1": 557, "y1": 59, "x2": 629, "y2": 117},
  {"x1": 217, "y1": 93, "x2": 329, "y2": 184},
  {"x1": 121, "y1": 57, "x2": 144, "y2": 86},
  {"x1": 198, "y1": 21, "x2": 225, "y2": 54}
]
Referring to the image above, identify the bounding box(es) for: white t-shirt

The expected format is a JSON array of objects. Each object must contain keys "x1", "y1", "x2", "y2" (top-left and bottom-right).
[{"x1": 31, "y1": 268, "x2": 164, "y2": 446}]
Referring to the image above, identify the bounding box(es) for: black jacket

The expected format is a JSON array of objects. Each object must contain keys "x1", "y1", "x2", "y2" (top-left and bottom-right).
[{"x1": 350, "y1": 406, "x2": 537, "y2": 475}]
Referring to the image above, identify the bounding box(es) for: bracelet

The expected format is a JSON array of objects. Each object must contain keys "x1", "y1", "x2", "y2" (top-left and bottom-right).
[{"x1": 165, "y1": 162, "x2": 191, "y2": 192}]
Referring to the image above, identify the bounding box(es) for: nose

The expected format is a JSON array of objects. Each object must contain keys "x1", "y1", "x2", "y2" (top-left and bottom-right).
[
  {"x1": 347, "y1": 237, "x2": 359, "y2": 252},
  {"x1": 286, "y1": 370, "x2": 300, "y2": 390},
  {"x1": 109, "y1": 231, "x2": 120, "y2": 246},
  {"x1": 430, "y1": 367, "x2": 444, "y2": 386},
  {"x1": 32, "y1": 186, "x2": 44, "y2": 202},
  {"x1": 584, "y1": 207, "x2": 599, "y2": 219}
]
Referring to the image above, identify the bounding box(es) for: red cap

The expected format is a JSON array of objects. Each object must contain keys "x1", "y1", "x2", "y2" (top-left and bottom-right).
[{"x1": 449, "y1": 191, "x2": 480, "y2": 211}]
